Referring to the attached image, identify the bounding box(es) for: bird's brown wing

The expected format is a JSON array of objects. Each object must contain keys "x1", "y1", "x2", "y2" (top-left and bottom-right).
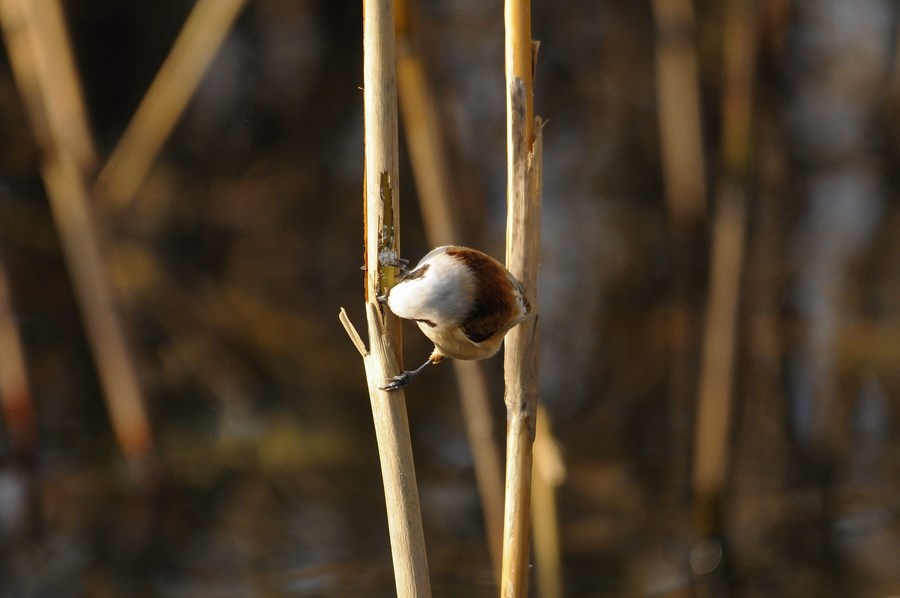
[
  {"x1": 446, "y1": 248, "x2": 518, "y2": 343},
  {"x1": 461, "y1": 307, "x2": 514, "y2": 343}
]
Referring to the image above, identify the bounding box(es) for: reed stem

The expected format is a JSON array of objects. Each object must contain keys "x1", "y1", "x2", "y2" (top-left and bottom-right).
[
  {"x1": 501, "y1": 0, "x2": 543, "y2": 594},
  {"x1": 337, "y1": 1, "x2": 431, "y2": 594}
]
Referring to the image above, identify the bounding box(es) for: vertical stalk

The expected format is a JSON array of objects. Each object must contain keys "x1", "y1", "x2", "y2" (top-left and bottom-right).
[
  {"x1": 506, "y1": 0, "x2": 534, "y2": 146},
  {"x1": 336, "y1": 0, "x2": 430, "y2": 594},
  {"x1": 692, "y1": 0, "x2": 756, "y2": 536},
  {"x1": 532, "y1": 405, "x2": 565, "y2": 598},
  {"x1": 502, "y1": 0, "x2": 543, "y2": 594},
  {"x1": 651, "y1": 0, "x2": 707, "y2": 504},
  {"x1": 651, "y1": 0, "x2": 706, "y2": 226},
  {"x1": 692, "y1": 191, "x2": 746, "y2": 510},
  {"x1": 364, "y1": 0, "x2": 402, "y2": 349}
]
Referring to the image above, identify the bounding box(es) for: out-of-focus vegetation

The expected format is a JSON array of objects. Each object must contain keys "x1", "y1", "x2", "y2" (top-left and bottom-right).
[{"x1": 0, "y1": 0, "x2": 899, "y2": 595}]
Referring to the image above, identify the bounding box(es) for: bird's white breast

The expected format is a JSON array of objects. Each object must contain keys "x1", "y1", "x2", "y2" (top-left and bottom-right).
[{"x1": 386, "y1": 248, "x2": 475, "y2": 328}]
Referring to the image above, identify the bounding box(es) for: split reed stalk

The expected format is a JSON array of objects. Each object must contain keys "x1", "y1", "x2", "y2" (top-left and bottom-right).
[
  {"x1": 502, "y1": 0, "x2": 543, "y2": 595},
  {"x1": 1, "y1": 0, "x2": 156, "y2": 474},
  {"x1": 338, "y1": 0, "x2": 430, "y2": 595},
  {"x1": 395, "y1": 0, "x2": 505, "y2": 580},
  {"x1": 94, "y1": 0, "x2": 247, "y2": 207}
]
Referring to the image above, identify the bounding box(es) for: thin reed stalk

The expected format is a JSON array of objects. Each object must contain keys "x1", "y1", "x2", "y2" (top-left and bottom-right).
[
  {"x1": 692, "y1": 0, "x2": 757, "y2": 531},
  {"x1": 395, "y1": 0, "x2": 505, "y2": 580},
  {"x1": 651, "y1": 0, "x2": 707, "y2": 503},
  {"x1": 501, "y1": 0, "x2": 543, "y2": 594},
  {"x1": 6, "y1": 0, "x2": 97, "y2": 173},
  {"x1": 651, "y1": 0, "x2": 706, "y2": 226},
  {"x1": 94, "y1": 0, "x2": 247, "y2": 207},
  {"x1": 338, "y1": 0, "x2": 430, "y2": 594},
  {"x1": 532, "y1": 405, "x2": 566, "y2": 598},
  {"x1": 339, "y1": 305, "x2": 431, "y2": 596},
  {"x1": 692, "y1": 191, "x2": 746, "y2": 515}
]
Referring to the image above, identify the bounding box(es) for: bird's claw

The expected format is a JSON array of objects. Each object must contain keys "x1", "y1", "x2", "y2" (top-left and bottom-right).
[
  {"x1": 378, "y1": 250, "x2": 409, "y2": 274},
  {"x1": 380, "y1": 371, "x2": 412, "y2": 391}
]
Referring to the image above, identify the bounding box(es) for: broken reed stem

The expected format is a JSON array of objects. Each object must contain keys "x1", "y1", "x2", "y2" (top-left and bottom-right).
[
  {"x1": 1, "y1": 0, "x2": 156, "y2": 474},
  {"x1": 94, "y1": 0, "x2": 247, "y2": 207},
  {"x1": 502, "y1": 0, "x2": 542, "y2": 593},
  {"x1": 395, "y1": 1, "x2": 505, "y2": 580},
  {"x1": 340, "y1": 0, "x2": 431, "y2": 595}
]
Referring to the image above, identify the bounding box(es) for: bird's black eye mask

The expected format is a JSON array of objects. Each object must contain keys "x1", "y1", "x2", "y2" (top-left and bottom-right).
[{"x1": 399, "y1": 263, "x2": 429, "y2": 282}]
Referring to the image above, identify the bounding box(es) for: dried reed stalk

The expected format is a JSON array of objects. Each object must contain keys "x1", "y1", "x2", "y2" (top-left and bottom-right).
[
  {"x1": 94, "y1": 0, "x2": 247, "y2": 207},
  {"x1": 692, "y1": 191, "x2": 746, "y2": 512},
  {"x1": 502, "y1": 0, "x2": 543, "y2": 594},
  {"x1": 2, "y1": 0, "x2": 96, "y2": 173},
  {"x1": 651, "y1": 0, "x2": 707, "y2": 502},
  {"x1": 692, "y1": 0, "x2": 757, "y2": 526},
  {"x1": 651, "y1": 0, "x2": 706, "y2": 226},
  {"x1": 338, "y1": 0, "x2": 430, "y2": 594},
  {"x1": 395, "y1": 0, "x2": 505, "y2": 579},
  {"x1": 339, "y1": 306, "x2": 430, "y2": 596},
  {"x1": 1, "y1": 0, "x2": 155, "y2": 474},
  {"x1": 455, "y1": 362, "x2": 505, "y2": 577},
  {"x1": 532, "y1": 405, "x2": 565, "y2": 598}
]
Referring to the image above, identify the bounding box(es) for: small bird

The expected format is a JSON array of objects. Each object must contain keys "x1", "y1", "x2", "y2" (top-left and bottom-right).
[{"x1": 380, "y1": 245, "x2": 531, "y2": 390}]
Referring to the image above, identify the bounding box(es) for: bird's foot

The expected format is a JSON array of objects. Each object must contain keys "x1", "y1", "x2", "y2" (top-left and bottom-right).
[
  {"x1": 380, "y1": 371, "x2": 414, "y2": 391},
  {"x1": 379, "y1": 357, "x2": 435, "y2": 391},
  {"x1": 378, "y1": 250, "x2": 409, "y2": 274}
]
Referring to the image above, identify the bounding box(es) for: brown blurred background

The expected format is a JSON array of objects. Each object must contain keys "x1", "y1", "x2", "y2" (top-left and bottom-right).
[{"x1": 1, "y1": 0, "x2": 899, "y2": 596}]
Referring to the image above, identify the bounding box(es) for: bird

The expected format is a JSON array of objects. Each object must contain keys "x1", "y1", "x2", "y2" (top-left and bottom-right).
[{"x1": 379, "y1": 245, "x2": 531, "y2": 390}]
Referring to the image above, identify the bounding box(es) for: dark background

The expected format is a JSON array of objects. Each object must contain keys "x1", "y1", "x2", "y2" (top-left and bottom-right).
[{"x1": 1, "y1": 0, "x2": 899, "y2": 595}]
